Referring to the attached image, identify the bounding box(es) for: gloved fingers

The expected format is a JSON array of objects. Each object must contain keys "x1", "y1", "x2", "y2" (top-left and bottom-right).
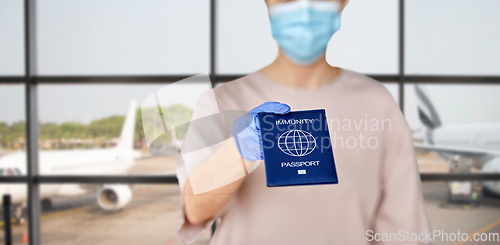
[
  {"x1": 232, "y1": 113, "x2": 254, "y2": 136},
  {"x1": 249, "y1": 101, "x2": 291, "y2": 115},
  {"x1": 234, "y1": 136, "x2": 262, "y2": 161},
  {"x1": 231, "y1": 101, "x2": 290, "y2": 161},
  {"x1": 233, "y1": 102, "x2": 290, "y2": 136},
  {"x1": 244, "y1": 137, "x2": 263, "y2": 161}
]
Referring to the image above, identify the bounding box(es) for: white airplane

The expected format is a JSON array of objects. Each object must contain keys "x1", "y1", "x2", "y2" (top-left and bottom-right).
[
  {"x1": 412, "y1": 84, "x2": 500, "y2": 197},
  {"x1": 0, "y1": 101, "x2": 142, "y2": 224}
]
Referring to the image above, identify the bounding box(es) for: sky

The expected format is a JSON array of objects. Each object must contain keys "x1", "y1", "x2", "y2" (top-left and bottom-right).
[{"x1": 0, "y1": 0, "x2": 499, "y2": 130}]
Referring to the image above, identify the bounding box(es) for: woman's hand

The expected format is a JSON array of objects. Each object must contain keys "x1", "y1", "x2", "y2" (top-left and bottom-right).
[
  {"x1": 183, "y1": 102, "x2": 290, "y2": 225},
  {"x1": 232, "y1": 101, "x2": 291, "y2": 161}
]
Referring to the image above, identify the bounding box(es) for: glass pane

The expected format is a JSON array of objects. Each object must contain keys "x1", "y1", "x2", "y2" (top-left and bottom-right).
[
  {"x1": 216, "y1": 0, "x2": 398, "y2": 75},
  {"x1": 38, "y1": 83, "x2": 211, "y2": 175},
  {"x1": 0, "y1": 0, "x2": 24, "y2": 76},
  {"x1": 405, "y1": 83, "x2": 500, "y2": 199},
  {"x1": 327, "y1": 0, "x2": 399, "y2": 74},
  {"x1": 383, "y1": 83, "x2": 399, "y2": 105},
  {"x1": 423, "y1": 182, "x2": 500, "y2": 245},
  {"x1": 216, "y1": 0, "x2": 277, "y2": 74},
  {"x1": 38, "y1": 0, "x2": 209, "y2": 75},
  {"x1": 405, "y1": 83, "x2": 500, "y2": 244},
  {"x1": 404, "y1": 84, "x2": 500, "y2": 131},
  {"x1": 40, "y1": 184, "x2": 210, "y2": 245},
  {"x1": 406, "y1": 0, "x2": 500, "y2": 75},
  {"x1": 0, "y1": 183, "x2": 29, "y2": 245},
  {"x1": 0, "y1": 85, "x2": 26, "y2": 169}
]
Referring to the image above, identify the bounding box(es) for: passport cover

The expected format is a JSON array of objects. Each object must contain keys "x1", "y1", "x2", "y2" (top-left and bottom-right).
[{"x1": 257, "y1": 109, "x2": 338, "y2": 187}]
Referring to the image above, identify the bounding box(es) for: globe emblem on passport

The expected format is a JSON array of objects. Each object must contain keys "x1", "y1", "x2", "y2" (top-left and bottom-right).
[{"x1": 278, "y1": 130, "x2": 317, "y2": 157}]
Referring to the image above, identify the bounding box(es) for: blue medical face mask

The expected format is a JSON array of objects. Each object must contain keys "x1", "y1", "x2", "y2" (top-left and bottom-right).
[{"x1": 269, "y1": 1, "x2": 341, "y2": 65}]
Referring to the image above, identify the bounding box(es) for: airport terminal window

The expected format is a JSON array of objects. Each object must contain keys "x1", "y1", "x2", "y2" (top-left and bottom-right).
[
  {"x1": 0, "y1": 0, "x2": 24, "y2": 76},
  {"x1": 404, "y1": 84, "x2": 500, "y2": 131},
  {"x1": 38, "y1": 183, "x2": 211, "y2": 245},
  {"x1": 382, "y1": 83, "x2": 399, "y2": 105},
  {"x1": 37, "y1": 83, "x2": 211, "y2": 175},
  {"x1": 405, "y1": 0, "x2": 500, "y2": 75},
  {"x1": 216, "y1": 0, "x2": 399, "y2": 75},
  {"x1": 0, "y1": 0, "x2": 499, "y2": 244},
  {"x1": 0, "y1": 184, "x2": 28, "y2": 235},
  {"x1": 0, "y1": 85, "x2": 26, "y2": 155},
  {"x1": 325, "y1": 0, "x2": 399, "y2": 75},
  {"x1": 13, "y1": 168, "x2": 21, "y2": 176},
  {"x1": 216, "y1": 0, "x2": 277, "y2": 74},
  {"x1": 37, "y1": 0, "x2": 210, "y2": 75},
  {"x1": 405, "y1": 83, "x2": 500, "y2": 237},
  {"x1": 0, "y1": 168, "x2": 22, "y2": 176}
]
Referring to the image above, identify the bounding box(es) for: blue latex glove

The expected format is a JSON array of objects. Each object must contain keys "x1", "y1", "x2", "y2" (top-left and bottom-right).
[{"x1": 232, "y1": 102, "x2": 291, "y2": 161}]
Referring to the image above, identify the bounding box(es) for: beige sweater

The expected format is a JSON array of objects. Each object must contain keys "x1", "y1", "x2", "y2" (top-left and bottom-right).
[{"x1": 176, "y1": 68, "x2": 431, "y2": 244}]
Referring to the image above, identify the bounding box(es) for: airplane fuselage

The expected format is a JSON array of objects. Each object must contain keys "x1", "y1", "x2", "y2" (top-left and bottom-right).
[
  {"x1": 431, "y1": 124, "x2": 500, "y2": 151},
  {"x1": 0, "y1": 148, "x2": 137, "y2": 204},
  {"x1": 415, "y1": 123, "x2": 500, "y2": 195}
]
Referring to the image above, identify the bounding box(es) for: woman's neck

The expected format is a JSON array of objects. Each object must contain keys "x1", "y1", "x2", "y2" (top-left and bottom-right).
[{"x1": 259, "y1": 52, "x2": 340, "y2": 88}]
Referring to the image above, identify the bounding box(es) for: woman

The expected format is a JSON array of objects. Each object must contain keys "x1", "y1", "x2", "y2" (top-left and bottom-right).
[{"x1": 177, "y1": 0, "x2": 431, "y2": 244}]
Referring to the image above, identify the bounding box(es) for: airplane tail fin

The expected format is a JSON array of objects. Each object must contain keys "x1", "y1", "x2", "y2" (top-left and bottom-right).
[
  {"x1": 115, "y1": 101, "x2": 137, "y2": 150},
  {"x1": 415, "y1": 84, "x2": 442, "y2": 129}
]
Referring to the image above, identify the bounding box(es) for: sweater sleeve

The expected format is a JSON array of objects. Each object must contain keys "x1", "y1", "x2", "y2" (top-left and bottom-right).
[
  {"x1": 175, "y1": 87, "x2": 244, "y2": 244},
  {"x1": 372, "y1": 102, "x2": 432, "y2": 244},
  {"x1": 176, "y1": 156, "x2": 219, "y2": 244},
  {"x1": 174, "y1": 88, "x2": 223, "y2": 244}
]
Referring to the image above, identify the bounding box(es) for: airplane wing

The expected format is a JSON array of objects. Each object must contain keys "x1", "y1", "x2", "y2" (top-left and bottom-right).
[{"x1": 414, "y1": 143, "x2": 500, "y2": 157}]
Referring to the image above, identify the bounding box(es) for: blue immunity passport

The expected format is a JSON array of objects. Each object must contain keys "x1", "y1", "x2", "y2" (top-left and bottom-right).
[{"x1": 257, "y1": 109, "x2": 338, "y2": 187}]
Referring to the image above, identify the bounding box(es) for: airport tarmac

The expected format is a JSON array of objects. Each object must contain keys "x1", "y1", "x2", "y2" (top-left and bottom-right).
[
  {"x1": 0, "y1": 155, "x2": 499, "y2": 245},
  {"x1": 0, "y1": 183, "x2": 210, "y2": 245}
]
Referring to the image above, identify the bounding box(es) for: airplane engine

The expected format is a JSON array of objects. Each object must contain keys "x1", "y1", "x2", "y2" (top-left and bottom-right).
[
  {"x1": 482, "y1": 158, "x2": 500, "y2": 196},
  {"x1": 97, "y1": 185, "x2": 132, "y2": 211}
]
